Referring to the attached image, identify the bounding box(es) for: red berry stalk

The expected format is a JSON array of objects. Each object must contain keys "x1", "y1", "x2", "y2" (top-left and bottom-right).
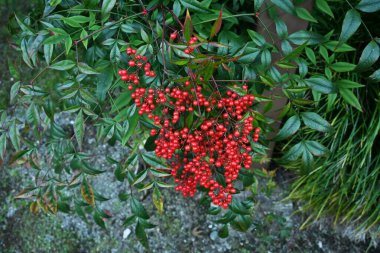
[{"x1": 117, "y1": 47, "x2": 260, "y2": 208}]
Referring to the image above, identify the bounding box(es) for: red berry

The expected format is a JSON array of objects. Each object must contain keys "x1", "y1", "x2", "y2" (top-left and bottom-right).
[
  {"x1": 170, "y1": 33, "x2": 177, "y2": 40},
  {"x1": 128, "y1": 60, "x2": 136, "y2": 67}
]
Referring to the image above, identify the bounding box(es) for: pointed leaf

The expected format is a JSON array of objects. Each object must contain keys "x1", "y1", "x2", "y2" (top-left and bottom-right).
[
  {"x1": 275, "y1": 115, "x2": 301, "y2": 141},
  {"x1": 50, "y1": 60, "x2": 75, "y2": 71},
  {"x1": 339, "y1": 10, "x2": 361, "y2": 43},
  {"x1": 131, "y1": 197, "x2": 149, "y2": 219},
  {"x1": 74, "y1": 110, "x2": 85, "y2": 149},
  {"x1": 210, "y1": 9, "x2": 222, "y2": 39},
  {"x1": 356, "y1": 0, "x2": 380, "y2": 12},
  {"x1": 81, "y1": 178, "x2": 95, "y2": 206},
  {"x1": 339, "y1": 88, "x2": 362, "y2": 111},
  {"x1": 301, "y1": 112, "x2": 332, "y2": 132},
  {"x1": 184, "y1": 9, "x2": 193, "y2": 42},
  {"x1": 356, "y1": 40, "x2": 380, "y2": 71}
]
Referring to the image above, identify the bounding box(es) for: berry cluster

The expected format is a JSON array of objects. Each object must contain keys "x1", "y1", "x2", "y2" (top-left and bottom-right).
[{"x1": 117, "y1": 47, "x2": 260, "y2": 208}]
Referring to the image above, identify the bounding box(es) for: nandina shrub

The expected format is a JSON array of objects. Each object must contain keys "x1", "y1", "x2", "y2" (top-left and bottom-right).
[{"x1": 4, "y1": 0, "x2": 376, "y2": 248}]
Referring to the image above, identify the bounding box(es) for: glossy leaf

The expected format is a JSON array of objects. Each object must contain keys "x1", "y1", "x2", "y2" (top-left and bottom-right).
[
  {"x1": 96, "y1": 67, "x2": 114, "y2": 101},
  {"x1": 356, "y1": 0, "x2": 380, "y2": 12},
  {"x1": 316, "y1": 0, "x2": 334, "y2": 17},
  {"x1": 271, "y1": 0, "x2": 295, "y2": 14},
  {"x1": 339, "y1": 88, "x2": 362, "y2": 111},
  {"x1": 135, "y1": 221, "x2": 149, "y2": 249},
  {"x1": 304, "y1": 141, "x2": 329, "y2": 156},
  {"x1": 301, "y1": 112, "x2": 332, "y2": 132},
  {"x1": 179, "y1": 0, "x2": 212, "y2": 13},
  {"x1": 131, "y1": 197, "x2": 149, "y2": 219},
  {"x1": 74, "y1": 110, "x2": 85, "y2": 149},
  {"x1": 330, "y1": 62, "x2": 356, "y2": 72},
  {"x1": 78, "y1": 62, "x2": 99, "y2": 75},
  {"x1": 101, "y1": 0, "x2": 116, "y2": 17},
  {"x1": 356, "y1": 41, "x2": 380, "y2": 71},
  {"x1": 184, "y1": 9, "x2": 193, "y2": 42},
  {"x1": 295, "y1": 7, "x2": 317, "y2": 23},
  {"x1": 275, "y1": 115, "x2": 301, "y2": 141},
  {"x1": 49, "y1": 60, "x2": 75, "y2": 71},
  {"x1": 304, "y1": 77, "x2": 335, "y2": 94},
  {"x1": 339, "y1": 10, "x2": 361, "y2": 43}
]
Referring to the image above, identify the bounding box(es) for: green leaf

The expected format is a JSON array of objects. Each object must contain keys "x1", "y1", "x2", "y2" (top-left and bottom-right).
[
  {"x1": 369, "y1": 69, "x2": 380, "y2": 82},
  {"x1": 132, "y1": 170, "x2": 148, "y2": 185},
  {"x1": 43, "y1": 35, "x2": 66, "y2": 45},
  {"x1": 173, "y1": 0, "x2": 181, "y2": 16},
  {"x1": 330, "y1": 62, "x2": 356, "y2": 72},
  {"x1": 0, "y1": 134, "x2": 6, "y2": 159},
  {"x1": 339, "y1": 9, "x2": 361, "y2": 44},
  {"x1": 301, "y1": 112, "x2": 332, "y2": 132},
  {"x1": 179, "y1": 0, "x2": 212, "y2": 13},
  {"x1": 275, "y1": 115, "x2": 301, "y2": 141},
  {"x1": 96, "y1": 67, "x2": 114, "y2": 101},
  {"x1": 10, "y1": 81, "x2": 21, "y2": 104},
  {"x1": 44, "y1": 44, "x2": 53, "y2": 65},
  {"x1": 339, "y1": 88, "x2": 362, "y2": 111},
  {"x1": 283, "y1": 142, "x2": 304, "y2": 161},
  {"x1": 94, "y1": 211, "x2": 106, "y2": 229},
  {"x1": 80, "y1": 29, "x2": 89, "y2": 49},
  {"x1": 261, "y1": 50, "x2": 271, "y2": 68},
  {"x1": 237, "y1": 47, "x2": 260, "y2": 64},
  {"x1": 184, "y1": 9, "x2": 193, "y2": 42},
  {"x1": 271, "y1": 0, "x2": 295, "y2": 14},
  {"x1": 356, "y1": 0, "x2": 380, "y2": 12},
  {"x1": 140, "y1": 29, "x2": 149, "y2": 43},
  {"x1": 218, "y1": 225, "x2": 229, "y2": 238},
  {"x1": 275, "y1": 19, "x2": 288, "y2": 39},
  {"x1": 64, "y1": 36, "x2": 72, "y2": 55},
  {"x1": 304, "y1": 77, "x2": 335, "y2": 94},
  {"x1": 247, "y1": 30, "x2": 265, "y2": 47},
  {"x1": 131, "y1": 197, "x2": 149, "y2": 219},
  {"x1": 142, "y1": 153, "x2": 167, "y2": 168},
  {"x1": 123, "y1": 215, "x2": 136, "y2": 226},
  {"x1": 324, "y1": 41, "x2": 356, "y2": 52},
  {"x1": 305, "y1": 47, "x2": 316, "y2": 65},
  {"x1": 8, "y1": 59, "x2": 20, "y2": 80},
  {"x1": 121, "y1": 107, "x2": 139, "y2": 145},
  {"x1": 78, "y1": 62, "x2": 99, "y2": 75},
  {"x1": 316, "y1": 0, "x2": 334, "y2": 18},
  {"x1": 101, "y1": 0, "x2": 116, "y2": 17},
  {"x1": 304, "y1": 141, "x2": 329, "y2": 156},
  {"x1": 81, "y1": 161, "x2": 106, "y2": 175},
  {"x1": 288, "y1": 31, "x2": 324, "y2": 45},
  {"x1": 135, "y1": 221, "x2": 149, "y2": 249},
  {"x1": 302, "y1": 148, "x2": 314, "y2": 168},
  {"x1": 155, "y1": 181, "x2": 175, "y2": 188},
  {"x1": 295, "y1": 7, "x2": 317, "y2": 23},
  {"x1": 335, "y1": 79, "x2": 364, "y2": 89},
  {"x1": 9, "y1": 120, "x2": 20, "y2": 151},
  {"x1": 50, "y1": 60, "x2": 75, "y2": 71},
  {"x1": 254, "y1": 0, "x2": 265, "y2": 11},
  {"x1": 50, "y1": 0, "x2": 62, "y2": 6},
  {"x1": 57, "y1": 202, "x2": 70, "y2": 213},
  {"x1": 74, "y1": 110, "x2": 85, "y2": 149},
  {"x1": 64, "y1": 16, "x2": 89, "y2": 27},
  {"x1": 15, "y1": 14, "x2": 34, "y2": 35},
  {"x1": 356, "y1": 41, "x2": 380, "y2": 71}
]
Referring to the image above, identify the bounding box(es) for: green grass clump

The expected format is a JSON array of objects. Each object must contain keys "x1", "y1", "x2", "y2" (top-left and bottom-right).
[{"x1": 286, "y1": 89, "x2": 380, "y2": 237}]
